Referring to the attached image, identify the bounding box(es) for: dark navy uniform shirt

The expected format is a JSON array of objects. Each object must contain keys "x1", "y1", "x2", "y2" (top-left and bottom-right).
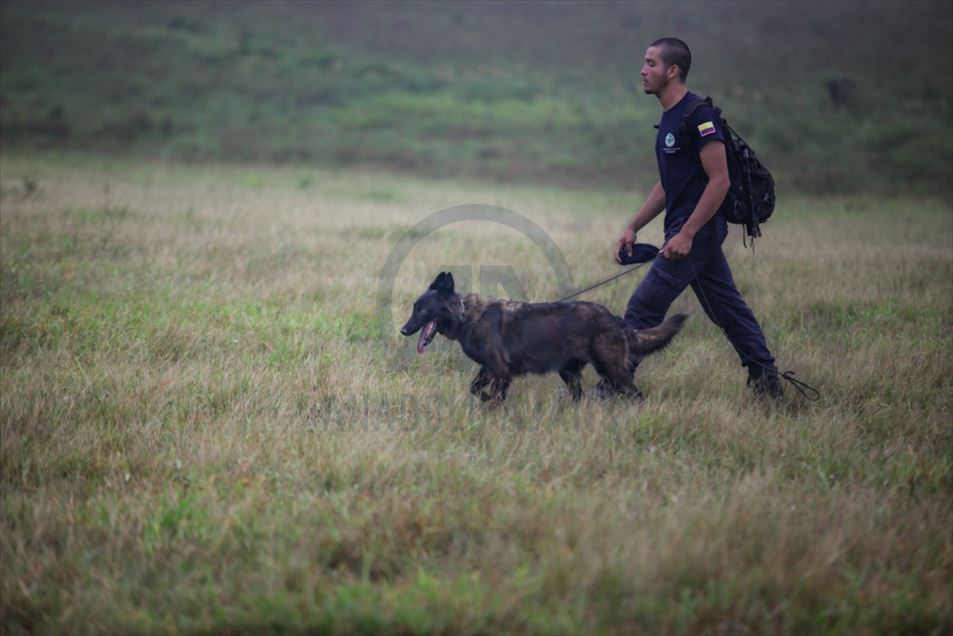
[{"x1": 655, "y1": 91, "x2": 729, "y2": 238}]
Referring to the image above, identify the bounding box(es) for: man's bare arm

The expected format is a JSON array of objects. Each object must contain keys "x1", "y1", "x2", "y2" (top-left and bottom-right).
[
  {"x1": 661, "y1": 141, "x2": 729, "y2": 259},
  {"x1": 615, "y1": 181, "x2": 666, "y2": 262}
]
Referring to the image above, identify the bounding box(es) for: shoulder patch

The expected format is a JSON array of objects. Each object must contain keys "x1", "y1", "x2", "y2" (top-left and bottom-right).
[{"x1": 697, "y1": 121, "x2": 716, "y2": 137}]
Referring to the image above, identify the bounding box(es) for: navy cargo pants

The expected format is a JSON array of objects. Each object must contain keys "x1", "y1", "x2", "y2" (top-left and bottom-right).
[{"x1": 624, "y1": 223, "x2": 775, "y2": 370}]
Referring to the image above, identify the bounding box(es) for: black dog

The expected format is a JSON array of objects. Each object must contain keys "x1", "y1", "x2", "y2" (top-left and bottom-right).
[{"x1": 400, "y1": 272, "x2": 686, "y2": 402}]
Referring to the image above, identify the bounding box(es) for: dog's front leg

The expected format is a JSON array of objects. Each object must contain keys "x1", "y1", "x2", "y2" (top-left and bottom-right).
[
  {"x1": 486, "y1": 375, "x2": 512, "y2": 403},
  {"x1": 470, "y1": 367, "x2": 492, "y2": 397},
  {"x1": 472, "y1": 342, "x2": 510, "y2": 404},
  {"x1": 475, "y1": 374, "x2": 510, "y2": 404}
]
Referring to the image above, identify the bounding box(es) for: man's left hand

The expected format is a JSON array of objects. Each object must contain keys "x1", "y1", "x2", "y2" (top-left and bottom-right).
[{"x1": 661, "y1": 231, "x2": 693, "y2": 260}]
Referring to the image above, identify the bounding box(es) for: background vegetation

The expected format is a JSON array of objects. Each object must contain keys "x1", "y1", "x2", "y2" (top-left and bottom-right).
[{"x1": 2, "y1": 0, "x2": 951, "y2": 194}]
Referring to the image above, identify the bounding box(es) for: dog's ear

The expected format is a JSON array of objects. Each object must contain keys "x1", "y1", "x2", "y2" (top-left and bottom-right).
[
  {"x1": 428, "y1": 272, "x2": 455, "y2": 294},
  {"x1": 428, "y1": 272, "x2": 447, "y2": 291}
]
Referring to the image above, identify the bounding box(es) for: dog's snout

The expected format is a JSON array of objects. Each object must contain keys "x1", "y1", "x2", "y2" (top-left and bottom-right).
[{"x1": 400, "y1": 326, "x2": 411, "y2": 336}]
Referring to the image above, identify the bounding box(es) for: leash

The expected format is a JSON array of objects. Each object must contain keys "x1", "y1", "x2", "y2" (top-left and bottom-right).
[
  {"x1": 556, "y1": 260, "x2": 653, "y2": 302},
  {"x1": 556, "y1": 247, "x2": 821, "y2": 401}
]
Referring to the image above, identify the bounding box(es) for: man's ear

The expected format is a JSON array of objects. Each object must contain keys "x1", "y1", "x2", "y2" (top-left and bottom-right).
[{"x1": 667, "y1": 64, "x2": 680, "y2": 81}]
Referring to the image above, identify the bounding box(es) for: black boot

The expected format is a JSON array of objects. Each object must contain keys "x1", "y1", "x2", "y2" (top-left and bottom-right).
[{"x1": 747, "y1": 365, "x2": 784, "y2": 401}]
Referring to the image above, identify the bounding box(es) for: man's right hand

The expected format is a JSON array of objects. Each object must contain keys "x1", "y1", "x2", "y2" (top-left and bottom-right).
[{"x1": 615, "y1": 227, "x2": 637, "y2": 263}]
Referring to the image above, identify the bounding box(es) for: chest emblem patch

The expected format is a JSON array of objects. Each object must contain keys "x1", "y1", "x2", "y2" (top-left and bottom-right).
[{"x1": 665, "y1": 133, "x2": 676, "y2": 147}]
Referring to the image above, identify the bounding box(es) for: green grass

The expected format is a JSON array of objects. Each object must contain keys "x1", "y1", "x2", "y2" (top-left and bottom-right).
[
  {"x1": 1, "y1": 152, "x2": 951, "y2": 634},
  {"x1": 1, "y1": 1, "x2": 951, "y2": 195}
]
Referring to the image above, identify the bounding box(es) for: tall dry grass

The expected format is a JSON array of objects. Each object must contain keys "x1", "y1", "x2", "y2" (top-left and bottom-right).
[{"x1": 1, "y1": 154, "x2": 951, "y2": 634}]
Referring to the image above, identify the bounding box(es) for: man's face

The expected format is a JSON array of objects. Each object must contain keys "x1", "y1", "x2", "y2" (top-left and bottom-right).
[{"x1": 641, "y1": 46, "x2": 674, "y2": 95}]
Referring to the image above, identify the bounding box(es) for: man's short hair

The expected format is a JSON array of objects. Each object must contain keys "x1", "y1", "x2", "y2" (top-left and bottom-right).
[{"x1": 651, "y1": 37, "x2": 691, "y2": 83}]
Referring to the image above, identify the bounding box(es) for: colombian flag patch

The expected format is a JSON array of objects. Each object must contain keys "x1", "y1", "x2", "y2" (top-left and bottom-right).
[{"x1": 697, "y1": 121, "x2": 716, "y2": 137}]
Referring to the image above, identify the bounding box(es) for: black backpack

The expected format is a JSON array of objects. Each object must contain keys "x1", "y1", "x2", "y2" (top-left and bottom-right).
[{"x1": 680, "y1": 96, "x2": 775, "y2": 244}]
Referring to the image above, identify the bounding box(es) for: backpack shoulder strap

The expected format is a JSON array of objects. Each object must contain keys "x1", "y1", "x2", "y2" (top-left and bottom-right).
[
  {"x1": 679, "y1": 95, "x2": 721, "y2": 155},
  {"x1": 679, "y1": 95, "x2": 714, "y2": 133}
]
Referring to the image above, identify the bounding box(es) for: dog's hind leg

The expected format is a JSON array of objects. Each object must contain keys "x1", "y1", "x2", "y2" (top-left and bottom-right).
[
  {"x1": 592, "y1": 335, "x2": 644, "y2": 400},
  {"x1": 593, "y1": 374, "x2": 644, "y2": 400},
  {"x1": 594, "y1": 376, "x2": 644, "y2": 400},
  {"x1": 559, "y1": 361, "x2": 585, "y2": 401}
]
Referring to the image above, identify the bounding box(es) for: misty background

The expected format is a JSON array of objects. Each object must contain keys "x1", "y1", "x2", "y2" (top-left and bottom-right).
[{"x1": 2, "y1": 0, "x2": 951, "y2": 196}]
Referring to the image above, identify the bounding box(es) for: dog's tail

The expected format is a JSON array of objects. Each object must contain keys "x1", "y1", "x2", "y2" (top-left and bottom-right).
[{"x1": 626, "y1": 313, "x2": 688, "y2": 356}]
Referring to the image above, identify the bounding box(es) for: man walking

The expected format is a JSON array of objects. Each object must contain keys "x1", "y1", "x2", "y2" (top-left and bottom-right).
[{"x1": 616, "y1": 37, "x2": 783, "y2": 399}]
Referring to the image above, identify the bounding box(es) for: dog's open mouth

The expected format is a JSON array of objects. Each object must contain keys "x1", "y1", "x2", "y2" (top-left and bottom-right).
[{"x1": 416, "y1": 320, "x2": 437, "y2": 354}]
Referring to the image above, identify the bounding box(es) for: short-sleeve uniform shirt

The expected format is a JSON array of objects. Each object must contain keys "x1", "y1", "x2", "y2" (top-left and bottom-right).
[{"x1": 655, "y1": 91, "x2": 728, "y2": 238}]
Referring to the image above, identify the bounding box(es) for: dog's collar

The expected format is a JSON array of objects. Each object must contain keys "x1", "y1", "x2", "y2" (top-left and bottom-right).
[{"x1": 445, "y1": 296, "x2": 466, "y2": 341}]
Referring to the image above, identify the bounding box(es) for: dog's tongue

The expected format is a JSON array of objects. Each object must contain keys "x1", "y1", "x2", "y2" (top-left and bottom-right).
[{"x1": 417, "y1": 320, "x2": 437, "y2": 354}]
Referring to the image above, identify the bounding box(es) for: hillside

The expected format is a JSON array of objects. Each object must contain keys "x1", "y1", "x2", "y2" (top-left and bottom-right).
[{"x1": 1, "y1": 0, "x2": 951, "y2": 194}]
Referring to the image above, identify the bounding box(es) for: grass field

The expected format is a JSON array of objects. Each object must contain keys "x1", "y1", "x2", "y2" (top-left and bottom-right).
[{"x1": 1, "y1": 152, "x2": 951, "y2": 634}]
